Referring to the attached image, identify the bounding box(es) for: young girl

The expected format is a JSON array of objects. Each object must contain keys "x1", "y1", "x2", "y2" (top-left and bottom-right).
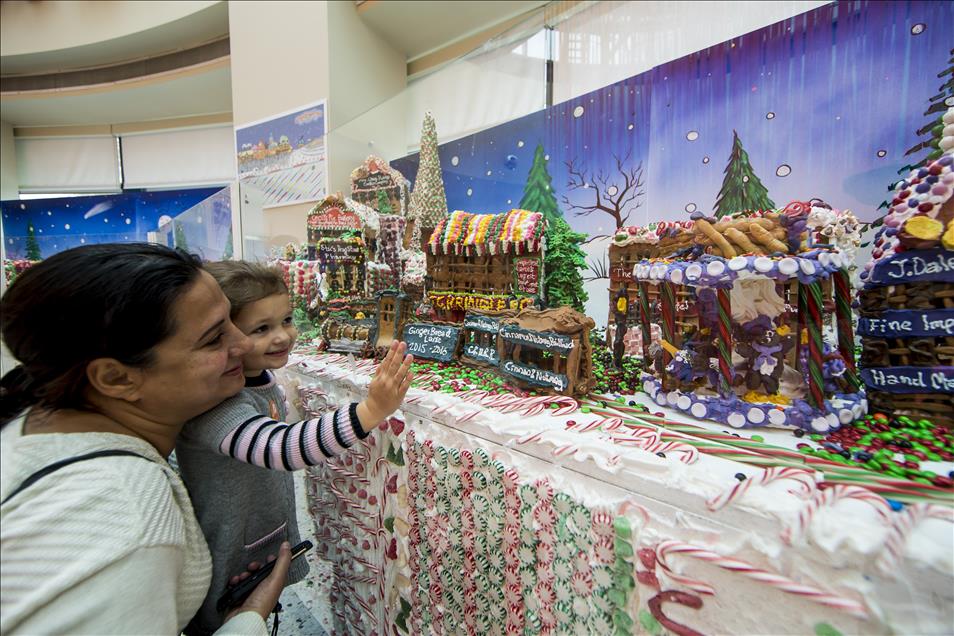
[{"x1": 175, "y1": 261, "x2": 413, "y2": 635}]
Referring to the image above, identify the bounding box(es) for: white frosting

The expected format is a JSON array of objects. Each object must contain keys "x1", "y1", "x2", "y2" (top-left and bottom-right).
[
  {"x1": 281, "y1": 354, "x2": 954, "y2": 636},
  {"x1": 730, "y1": 278, "x2": 786, "y2": 322}
]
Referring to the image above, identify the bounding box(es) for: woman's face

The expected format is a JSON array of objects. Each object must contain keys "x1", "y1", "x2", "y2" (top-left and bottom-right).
[{"x1": 136, "y1": 271, "x2": 252, "y2": 422}]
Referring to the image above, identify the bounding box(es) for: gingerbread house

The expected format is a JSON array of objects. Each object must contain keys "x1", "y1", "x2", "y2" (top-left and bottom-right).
[
  {"x1": 306, "y1": 194, "x2": 379, "y2": 258},
  {"x1": 350, "y1": 155, "x2": 410, "y2": 217},
  {"x1": 630, "y1": 202, "x2": 865, "y2": 433},
  {"x1": 497, "y1": 307, "x2": 595, "y2": 397},
  {"x1": 859, "y1": 151, "x2": 954, "y2": 428},
  {"x1": 426, "y1": 209, "x2": 546, "y2": 322}
]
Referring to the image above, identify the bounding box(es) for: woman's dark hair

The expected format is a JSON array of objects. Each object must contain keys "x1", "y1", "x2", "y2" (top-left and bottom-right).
[{"x1": 1, "y1": 243, "x2": 203, "y2": 423}]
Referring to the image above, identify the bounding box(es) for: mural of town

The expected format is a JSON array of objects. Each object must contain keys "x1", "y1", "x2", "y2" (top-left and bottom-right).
[
  {"x1": 235, "y1": 100, "x2": 326, "y2": 179},
  {"x1": 391, "y1": 0, "x2": 952, "y2": 324}
]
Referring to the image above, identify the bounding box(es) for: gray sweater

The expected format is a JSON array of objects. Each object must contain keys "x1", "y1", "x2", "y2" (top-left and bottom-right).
[{"x1": 176, "y1": 372, "x2": 364, "y2": 634}]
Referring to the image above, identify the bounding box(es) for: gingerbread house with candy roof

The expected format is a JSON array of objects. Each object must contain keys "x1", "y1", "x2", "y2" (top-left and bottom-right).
[
  {"x1": 425, "y1": 209, "x2": 546, "y2": 323},
  {"x1": 626, "y1": 202, "x2": 865, "y2": 433},
  {"x1": 858, "y1": 149, "x2": 954, "y2": 428}
]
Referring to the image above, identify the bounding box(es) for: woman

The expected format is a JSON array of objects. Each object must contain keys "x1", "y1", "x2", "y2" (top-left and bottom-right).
[{"x1": 1, "y1": 243, "x2": 290, "y2": 635}]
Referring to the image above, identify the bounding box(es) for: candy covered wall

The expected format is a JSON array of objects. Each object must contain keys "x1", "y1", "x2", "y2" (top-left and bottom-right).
[{"x1": 391, "y1": 0, "x2": 954, "y2": 328}]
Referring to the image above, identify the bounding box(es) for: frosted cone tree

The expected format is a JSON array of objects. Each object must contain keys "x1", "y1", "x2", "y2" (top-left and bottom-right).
[{"x1": 409, "y1": 112, "x2": 448, "y2": 247}]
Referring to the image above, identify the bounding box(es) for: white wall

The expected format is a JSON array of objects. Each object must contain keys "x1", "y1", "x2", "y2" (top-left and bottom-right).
[
  {"x1": 228, "y1": 0, "x2": 332, "y2": 247},
  {"x1": 326, "y1": 0, "x2": 407, "y2": 195},
  {"x1": 0, "y1": 121, "x2": 16, "y2": 200}
]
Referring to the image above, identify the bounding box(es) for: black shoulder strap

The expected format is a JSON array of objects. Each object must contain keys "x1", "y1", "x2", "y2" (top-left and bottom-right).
[{"x1": 2, "y1": 449, "x2": 150, "y2": 506}]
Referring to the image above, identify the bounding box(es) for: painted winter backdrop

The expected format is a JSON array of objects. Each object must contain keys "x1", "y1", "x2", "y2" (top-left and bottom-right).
[
  {"x1": 392, "y1": 0, "x2": 953, "y2": 325},
  {"x1": 1, "y1": 187, "x2": 223, "y2": 260}
]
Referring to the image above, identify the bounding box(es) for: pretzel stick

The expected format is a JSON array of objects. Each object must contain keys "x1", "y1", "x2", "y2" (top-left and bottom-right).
[
  {"x1": 750, "y1": 223, "x2": 789, "y2": 252},
  {"x1": 695, "y1": 218, "x2": 737, "y2": 257},
  {"x1": 725, "y1": 227, "x2": 764, "y2": 254}
]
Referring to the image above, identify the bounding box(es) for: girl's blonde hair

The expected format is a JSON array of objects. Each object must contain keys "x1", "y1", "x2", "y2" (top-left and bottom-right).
[{"x1": 203, "y1": 261, "x2": 288, "y2": 320}]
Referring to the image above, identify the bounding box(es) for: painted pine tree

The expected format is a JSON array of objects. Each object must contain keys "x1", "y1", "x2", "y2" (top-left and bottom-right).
[
  {"x1": 174, "y1": 221, "x2": 189, "y2": 252},
  {"x1": 713, "y1": 130, "x2": 775, "y2": 218},
  {"x1": 409, "y1": 112, "x2": 448, "y2": 246},
  {"x1": 519, "y1": 144, "x2": 561, "y2": 224},
  {"x1": 519, "y1": 144, "x2": 588, "y2": 311},
  {"x1": 902, "y1": 48, "x2": 953, "y2": 170},
  {"x1": 25, "y1": 222, "x2": 42, "y2": 260}
]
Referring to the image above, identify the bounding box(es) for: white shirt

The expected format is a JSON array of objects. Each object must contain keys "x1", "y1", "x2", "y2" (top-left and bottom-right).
[{"x1": 0, "y1": 412, "x2": 266, "y2": 635}]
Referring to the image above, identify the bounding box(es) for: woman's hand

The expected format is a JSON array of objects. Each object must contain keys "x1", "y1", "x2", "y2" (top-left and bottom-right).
[
  {"x1": 225, "y1": 541, "x2": 291, "y2": 622},
  {"x1": 357, "y1": 341, "x2": 413, "y2": 433}
]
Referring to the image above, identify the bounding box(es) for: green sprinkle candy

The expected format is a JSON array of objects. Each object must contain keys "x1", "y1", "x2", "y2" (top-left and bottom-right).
[
  {"x1": 750, "y1": 435, "x2": 764, "y2": 442},
  {"x1": 814, "y1": 622, "x2": 843, "y2": 636}
]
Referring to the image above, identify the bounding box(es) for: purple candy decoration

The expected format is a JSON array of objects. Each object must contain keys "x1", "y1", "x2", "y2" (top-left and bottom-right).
[
  {"x1": 908, "y1": 199, "x2": 920, "y2": 208},
  {"x1": 918, "y1": 168, "x2": 929, "y2": 178},
  {"x1": 939, "y1": 155, "x2": 953, "y2": 166},
  {"x1": 916, "y1": 182, "x2": 931, "y2": 193}
]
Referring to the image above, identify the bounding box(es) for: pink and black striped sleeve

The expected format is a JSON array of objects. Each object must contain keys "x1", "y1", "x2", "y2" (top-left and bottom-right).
[{"x1": 218, "y1": 403, "x2": 368, "y2": 470}]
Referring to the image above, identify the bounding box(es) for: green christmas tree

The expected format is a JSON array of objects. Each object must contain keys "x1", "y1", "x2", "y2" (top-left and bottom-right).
[
  {"x1": 519, "y1": 144, "x2": 561, "y2": 224},
  {"x1": 25, "y1": 221, "x2": 42, "y2": 261},
  {"x1": 222, "y1": 228, "x2": 234, "y2": 260},
  {"x1": 519, "y1": 144, "x2": 588, "y2": 311},
  {"x1": 543, "y1": 216, "x2": 589, "y2": 311},
  {"x1": 409, "y1": 112, "x2": 448, "y2": 245},
  {"x1": 173, "y1": 221, "x2": 189, "y2": 252},
  {"x1": 376, "y1": 189, "x2": 394, "y2": 216},
  {"x1": 902, "y1": 48, "x2": 953, "y2": 169},
  {"x1": 713, "y1": 130, "x2": 775, "y2": 218}
]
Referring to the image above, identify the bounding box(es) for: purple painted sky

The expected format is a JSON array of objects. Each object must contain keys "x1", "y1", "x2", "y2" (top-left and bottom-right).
[{"x1": 394, "y1": 0, "x2": 952, "y2": 236}]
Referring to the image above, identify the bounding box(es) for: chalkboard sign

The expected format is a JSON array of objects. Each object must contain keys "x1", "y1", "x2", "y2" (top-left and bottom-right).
[
  {"x1": 500, "y1": 324, "x2": 574, "y2": 354},
  {"x1": 318, "y1": 240, "x2": 364, "y2": 265},
  {"x1": 463, "y1": 343, "x2": 499, "y2": 365},
  {"x1": 515, "y1": 257, "x2": 540, "y2": 295},
  {"x1": 501, "y1": 359, "x2": 569, "y2": 392},
  {"x1": 403, "y1": 323, "x2": 460, "y2": 362},
  {"x1": 860, "y1": 366, "x2": 954, "y2": 394},
  {"x1": 353, "y1": 171, "x2": 395, "y2": 192},
  {"x1": 866, "y1": 249, "x2": 954, "y2": 287},
  {"x1": 464, "y1": 313, "x2": 502, "y2": 334},
  {"x1": 858, "y1": 309, "x2": 954, "y2": 338}
]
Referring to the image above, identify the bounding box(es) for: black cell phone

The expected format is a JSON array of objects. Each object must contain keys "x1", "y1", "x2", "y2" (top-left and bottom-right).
[{"x1": 216, "y1": 540, "x2": 313, "y2": 613}]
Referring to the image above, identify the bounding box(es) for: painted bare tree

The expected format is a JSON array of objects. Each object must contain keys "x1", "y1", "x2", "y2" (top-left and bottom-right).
[{"x1": 562, "y1": 150, "x2": 645, "y2": 230}]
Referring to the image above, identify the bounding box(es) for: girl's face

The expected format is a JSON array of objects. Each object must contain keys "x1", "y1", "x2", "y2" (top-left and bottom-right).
[
  {"x1": 136, "y1": 271, "x2": 252, "y2": 422},
  {"x1": 233, "y1": 292, "x2": 297, "y2": 376}
]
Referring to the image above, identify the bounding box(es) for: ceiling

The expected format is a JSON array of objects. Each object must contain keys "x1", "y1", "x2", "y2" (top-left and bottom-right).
[
  {"x1": 0, "y1": 2, "x2": 229, "y2": 76},
  {"x1": 0, "y1": 0, "x2": 546, "y2": 128},
  {"x1": 0, "y1": 62, "x2": 232, "y2": 127},
  {"x1": 357, "y1": 0, "x2": 546, "y2": 61}
]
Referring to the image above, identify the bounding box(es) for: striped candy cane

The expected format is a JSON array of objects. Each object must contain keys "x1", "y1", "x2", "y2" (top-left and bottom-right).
[
  {"x1": 878, "y1": 503, "x2": 954, "y2": 575},
  {"x1": 655, "y1": 541, "x2": 869, "y2": 618},
  {"x1": 783, "y1": 484, "x2": 891, "y2": 545},
  {"x1": 707, "y1": 466, "x2": 818, "y2": 512}
]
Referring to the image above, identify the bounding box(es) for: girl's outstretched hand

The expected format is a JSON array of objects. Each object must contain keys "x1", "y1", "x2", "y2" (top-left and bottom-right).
[{"x1": 357, "y1": 341, "x2": 413, "y2": 432}]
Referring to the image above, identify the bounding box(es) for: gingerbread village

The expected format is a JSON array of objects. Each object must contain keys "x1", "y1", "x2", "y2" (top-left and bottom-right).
[{"x1": 275, "y1": 112, "x2": 953, "y2": 434}]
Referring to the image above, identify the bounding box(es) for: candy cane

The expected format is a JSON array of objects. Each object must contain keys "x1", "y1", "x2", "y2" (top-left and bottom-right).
[
  {"x1": 619, "y1": 499, "x2": 651, "y2": 526},
  {"x1": 516, "y1": 431, "x2": 545, "y2": 445},
  {"x1": 783, "y1": 484, "x2": 892, "y2": 545},
  {"x1": 878, "y1": 503, "x2": 954, "y2": 574},
  {"x1": 645, "y1": 440, "x2": 699, "y2": 464},
  {"x1": 655, "y1": 541, "x2": 868, "y2": 618},
  {"x1": 552, "y1": 443, "x2": 579, "y2": 458},
  {"x1": 707, "y1": 466, "x2": 818, "y2": 512}
]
